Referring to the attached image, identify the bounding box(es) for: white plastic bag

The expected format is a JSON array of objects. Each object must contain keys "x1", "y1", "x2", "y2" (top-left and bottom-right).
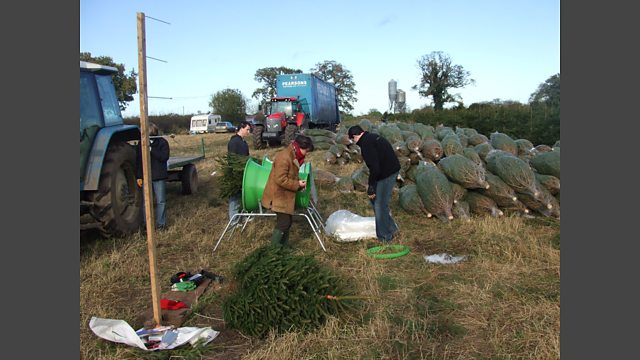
[
  {"x1": 424, "y1": 253, "x2": 467, "y2": 264},
  {"x1": 325, "y1": 209, "x2": 377, "y2": 242},
  {"x1": 89, "y1": 317, "x2": 219, "y2": 351}
]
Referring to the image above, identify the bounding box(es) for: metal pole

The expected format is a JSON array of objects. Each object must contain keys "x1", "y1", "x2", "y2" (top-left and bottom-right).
[{"x1": 137, "y1": 11, "x2": 162, "y2": 328}]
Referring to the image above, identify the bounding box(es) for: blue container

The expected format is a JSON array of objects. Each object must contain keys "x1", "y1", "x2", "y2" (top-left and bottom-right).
[{"x1": 276, "y1": 73, "x2": 340, "y2": 127}]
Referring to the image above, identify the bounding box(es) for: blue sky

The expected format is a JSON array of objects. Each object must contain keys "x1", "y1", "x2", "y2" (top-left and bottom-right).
[{"x1": 80, "y1": 0, "x2": 559, "y2": 117}]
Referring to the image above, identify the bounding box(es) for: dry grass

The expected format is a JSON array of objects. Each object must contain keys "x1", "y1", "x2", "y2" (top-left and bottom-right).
[{"x1": 80, "y1": 131, "x2": 560, "y2": 359}]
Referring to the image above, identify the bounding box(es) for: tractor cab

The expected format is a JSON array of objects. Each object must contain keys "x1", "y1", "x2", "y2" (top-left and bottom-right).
[{"x1": 264, "y1": 97, "x2": 305, "y2": 137}]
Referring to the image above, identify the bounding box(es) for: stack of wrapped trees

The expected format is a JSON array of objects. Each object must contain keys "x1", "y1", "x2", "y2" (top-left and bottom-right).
[
  {"x1": 305, "y1": 127, "x2": 363, "y2": 166},
  {"x1": 346, "y1": 120, "x2": 560, "y2": 221}
]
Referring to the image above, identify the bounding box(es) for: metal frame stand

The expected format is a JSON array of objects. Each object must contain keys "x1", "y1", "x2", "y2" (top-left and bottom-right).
[{"x1": 213, "y1": 201, "x2": 326, "y2": 252}]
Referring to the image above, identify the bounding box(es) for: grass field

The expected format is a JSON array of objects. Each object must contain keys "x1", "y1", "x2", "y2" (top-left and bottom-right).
[{"x1": 80, "y1": 128, "x2": 560, "y2": 360}]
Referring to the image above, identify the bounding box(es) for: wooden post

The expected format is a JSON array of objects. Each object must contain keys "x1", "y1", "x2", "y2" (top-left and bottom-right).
[{"x1": 137, "y1": 11, "x2": 163, "y2": 328}]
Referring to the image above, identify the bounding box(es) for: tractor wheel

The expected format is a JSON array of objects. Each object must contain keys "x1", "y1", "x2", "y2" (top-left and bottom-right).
[
  {"x1": 181, "y1": 164, "x2": 198, "y2": 195},
  {"x1": 89, "y1": 142, "x2": 142, "y2": 237},
  {"x1": 253, "y1": 126, "x2": 266, "y2": 149},
  {"x1": 283, "y1": 124, "x2": 298, "y2": 146}
]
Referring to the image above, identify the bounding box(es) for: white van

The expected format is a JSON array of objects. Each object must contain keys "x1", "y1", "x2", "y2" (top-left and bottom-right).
[{"x1": 190, "y1": 114, "x2": 221, "y2": 134}]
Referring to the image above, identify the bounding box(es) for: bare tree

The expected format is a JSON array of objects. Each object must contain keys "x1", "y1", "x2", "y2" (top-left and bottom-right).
[{"x1": 413, "y1": 51, "x2": 475, "y2": 111}]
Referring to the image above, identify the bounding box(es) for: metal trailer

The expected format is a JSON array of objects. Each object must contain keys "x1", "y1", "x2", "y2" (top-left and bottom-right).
[{"x1": 164, "y1": 137, "x2": 206, "y2": 195}]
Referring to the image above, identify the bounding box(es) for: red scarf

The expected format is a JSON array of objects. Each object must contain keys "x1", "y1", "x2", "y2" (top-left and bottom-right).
[{"x1": 292, "y1": 141, "x2": 305, "y2": 165}]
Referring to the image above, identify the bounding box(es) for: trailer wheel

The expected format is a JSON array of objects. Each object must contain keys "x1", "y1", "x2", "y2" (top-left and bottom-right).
[
  {"x1": 181, "y1": 164, "x2": 198, "y2": 195},
  {"x1": 283, "y1": 124, "x2": 298, "y2": 146},
  {"x1": 253, "y1": 126, "x2": 266, "y2": 149},
  {"x1": 89, "y1": 142, "x2": 142, "y2": 237}
]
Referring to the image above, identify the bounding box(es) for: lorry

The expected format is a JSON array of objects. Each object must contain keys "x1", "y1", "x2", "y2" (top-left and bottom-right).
[
  {"x1": 189, "y1": 113, "x2": 221, "y2": 134},
  {"x1": 252, "y1": 73, "x2": 340, "y2": 149},
  {"x1": 80, "y1": 61, "x2": 204, "y2": 237}
]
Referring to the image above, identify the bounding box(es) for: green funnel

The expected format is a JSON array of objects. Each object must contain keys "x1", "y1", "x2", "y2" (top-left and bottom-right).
[
  {"x1": 262, "y1": 155, "x2": 273, "y2": 169},
  {"x1": 242, "y1": 158, "x2": 314, "y2": 211}
]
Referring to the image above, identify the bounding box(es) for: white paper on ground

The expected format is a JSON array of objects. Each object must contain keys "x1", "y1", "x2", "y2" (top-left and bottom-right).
[
  {"x1": 89, "y1": 316, "x2": 219, "y2": 351},
  {"x1": 324, "y1": 209, "x2": 377, "y2": 242},
  {"x1": 424, "y1": 253, "x2": 467, "y2": 264}
]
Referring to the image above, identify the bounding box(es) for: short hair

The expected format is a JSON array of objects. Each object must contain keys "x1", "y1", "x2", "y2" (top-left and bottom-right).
[
  {"x1": 294, "y1": 134, "x2": 314, "y2": 152},
  {"x1": 237, "y1": 120, "x2": 250, "y2": 132},
  {"x1": 149, "y1": 122, "x2": 159, "y2": 136},
  {"x1": 348, "y1": 125, "x2": 364, "y2": 140}
]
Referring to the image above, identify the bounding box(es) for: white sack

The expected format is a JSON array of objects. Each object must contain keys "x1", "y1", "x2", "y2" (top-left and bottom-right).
[{"x1": 325, "y1": 209, "x2": 377, "y2": 242}]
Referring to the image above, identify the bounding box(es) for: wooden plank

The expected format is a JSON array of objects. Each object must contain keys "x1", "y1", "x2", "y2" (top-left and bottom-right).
[{"x1": 137, "y1": 11, "x2": 163, "y2": 328}]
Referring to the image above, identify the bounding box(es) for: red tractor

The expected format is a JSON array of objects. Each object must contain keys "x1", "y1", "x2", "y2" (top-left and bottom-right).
[{"x1": 253, "y1": 96, "x2": 306, "y2": 149}]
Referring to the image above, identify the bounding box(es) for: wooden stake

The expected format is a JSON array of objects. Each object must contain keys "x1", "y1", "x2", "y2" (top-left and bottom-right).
[{"x1": 137, "y1": 11, "x2": 162, "y2": 328}]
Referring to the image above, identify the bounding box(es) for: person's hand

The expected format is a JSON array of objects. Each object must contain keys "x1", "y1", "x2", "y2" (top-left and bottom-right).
[
  {"x1": 137, "y1": 179, "x2": 143, "y2": 188},
  {"x1": 299, "y1": 180, "x2": 307, "y2": 190},
  {"x1": 367, "y1": 185, "x2": 376, "y2": 200}
]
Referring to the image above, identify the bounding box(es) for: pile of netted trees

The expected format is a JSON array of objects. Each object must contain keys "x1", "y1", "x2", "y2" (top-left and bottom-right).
[
  {"x1": 341, "y1": 119, "x2": 560, "y2": 221},
  {"x1": 302, "y1": 128, "x2": 363, "y2": 166}
]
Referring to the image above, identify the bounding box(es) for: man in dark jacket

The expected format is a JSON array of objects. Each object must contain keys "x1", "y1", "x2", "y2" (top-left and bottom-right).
[
  {"x1": 348, "y1": 125, "x2": 401, "y2": 242},
  {"x1": 136, "y1": 122, "x2": 170, "y2": 229},
  {"x1": 227, "y1": 121, "x2": 251, "y2": 226}
]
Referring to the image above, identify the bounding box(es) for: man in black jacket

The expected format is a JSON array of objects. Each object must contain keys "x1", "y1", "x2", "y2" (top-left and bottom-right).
[
  {"x1": 227, "y1": 121, "x2": 251, "y2": 226},
  {"x1": 136, "y1": 122, "x2": 170, "y2": 230},
  {"x1": 348, "y1": 125, "x2": 401, "y2": 242}
]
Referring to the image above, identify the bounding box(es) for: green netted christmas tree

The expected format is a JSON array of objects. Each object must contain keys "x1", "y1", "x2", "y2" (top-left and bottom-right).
[
  {"x1": 530, "y1": 148, "x2": 561, "y2": 179},
  {"x1": 415, "y1": 163, "x2": 454, "y2": 221},
  {"x1": 485, "y1": 151, "x2": 540, "y2": 198},
  {"x1": 490, "y1": 132, "x2": 518, "y2": 156},
  {"x1": 378, "y1": 124, "x2": 403, "y2": 143},
  {"x1": 421, "y1": 139, "x2": 443, "y2": 161},
  {"x1": 441, "y1": 134, "x2": 464, "y2": 157},
  {"x1": 437, "y1": 154, "x2": 489, "y2": 190},
  {"x1": 222, "y1": 245, "x2": 361, "y2": 338},
  {"x1": 399, "y1": 183, "x2": 429, "y2": 216},
  {"x1": 465, "y1": 191, "x2": 504, "y2": 218}
]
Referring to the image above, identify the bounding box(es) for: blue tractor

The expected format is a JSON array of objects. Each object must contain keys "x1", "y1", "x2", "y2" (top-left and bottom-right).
[{"x1": 80, "y1": 61, "x2": 142, "y2": 236}]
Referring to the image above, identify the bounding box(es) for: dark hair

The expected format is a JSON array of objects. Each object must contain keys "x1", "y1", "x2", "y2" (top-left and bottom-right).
[
  {"x1": 294, "y1": 134, "x2": 314, "y2": 151},
  {"x1": 237, "y1": 120, "x2": 250, "y2": 132},
  {"x1": 149, "y1": 122, "x2": 159, "y2": 136},
  {"x1": 348, "y1": 125, "x2": 364, "y2": 139}
]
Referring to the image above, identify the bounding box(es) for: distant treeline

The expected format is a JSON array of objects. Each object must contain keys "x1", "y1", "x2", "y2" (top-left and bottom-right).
[
  {"x1": 124, "y1": 114, "x2": 192, "y2": 135},
  {"x1": 125, "y1": 101, "x2": 560, "y2": 146}
]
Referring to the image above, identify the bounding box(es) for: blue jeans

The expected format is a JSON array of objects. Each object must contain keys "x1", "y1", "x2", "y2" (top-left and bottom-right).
[
  {"x1": 369, "y1": 172, "x2": 399, "y2": 242},
  {"x1": 142, "y1": 180, "x2": 167, "y2": 227},
  {"x1": 228, "y1": 191, "x2": 242, "y2": 226}
]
